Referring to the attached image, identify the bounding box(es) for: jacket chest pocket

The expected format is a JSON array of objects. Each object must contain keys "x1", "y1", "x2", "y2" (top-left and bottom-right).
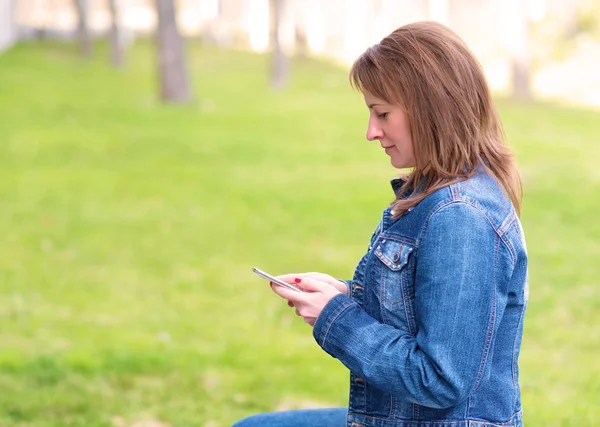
[{"x1": 372, "y1": 238, "x2": 416, "y2": 331}]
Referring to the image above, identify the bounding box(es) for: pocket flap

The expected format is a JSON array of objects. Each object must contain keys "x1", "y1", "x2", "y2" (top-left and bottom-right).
[{"x1": 374, "y1": 239, "x2": 413, "y2": 271}]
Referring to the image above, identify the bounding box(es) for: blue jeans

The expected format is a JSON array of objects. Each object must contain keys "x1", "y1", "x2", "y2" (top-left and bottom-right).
[{"x1": 232, "y1": 407, "x2": 347, "y2": 427}]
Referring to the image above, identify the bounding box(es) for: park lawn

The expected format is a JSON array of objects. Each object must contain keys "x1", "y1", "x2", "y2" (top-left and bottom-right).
[{"x1": 0, "y1": 41, "x2": 598, "y2": 427}]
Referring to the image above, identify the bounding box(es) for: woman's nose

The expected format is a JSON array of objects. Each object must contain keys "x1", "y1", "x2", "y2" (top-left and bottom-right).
[{"x1": 366, "y1": 123, "x2": 383, "y2": 141}]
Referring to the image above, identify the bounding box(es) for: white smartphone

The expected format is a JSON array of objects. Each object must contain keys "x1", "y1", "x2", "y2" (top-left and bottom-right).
[{"x1": 252, "y1": 267, "x2": 303, "y2": 293}]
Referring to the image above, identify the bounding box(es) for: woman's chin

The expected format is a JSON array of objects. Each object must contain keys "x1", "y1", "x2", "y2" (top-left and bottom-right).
[
  {"x1": 390, "y1": 159, "x2": 408, "y2": 169},
  {"x1": 389, "y1": 155, "x2": 415, "y2": 170}
]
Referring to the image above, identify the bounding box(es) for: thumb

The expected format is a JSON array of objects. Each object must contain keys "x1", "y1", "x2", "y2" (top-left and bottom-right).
[{"x1": 295, "y1": 277, "x2": 328, "y2": 293}]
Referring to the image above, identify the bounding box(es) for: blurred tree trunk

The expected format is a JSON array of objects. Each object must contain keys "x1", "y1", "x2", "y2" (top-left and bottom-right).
[
  {"x1": 108, "y1": 0, "x2": 124, "y2": 67},
  {"x1": 155, "y1": 0, "x2": 192, "y2": 103},
  {"x1": 270, "y1": 0, "x2": 288, "y2": 90},
  {"x1": 202, "y1": 0, "x2": 224, "y2": 46},
  {"x1": 509, "y1": 0, "x2": 532, "y2": 101},
  {"x1": 216, "y1": 0, "x2": 223, "y2": 19},
  {"x1": 73, "y1": 0, "x2": 92, "y2": 57},
  {"x1": 511, "y1": 54, "x2": 531, "y2": 101},
  {"x1": 294, "y1": 0, "x2": 308, "y2": 59},
  {"x1": 295, "y1": 26, "x2": 308, "y2": 59}
]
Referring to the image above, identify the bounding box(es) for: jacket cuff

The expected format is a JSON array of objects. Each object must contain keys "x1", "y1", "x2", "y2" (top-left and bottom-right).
[
  {"x1": 338, "y1": 279, "x2": 352, "y2": 294},
  {"x1": 313, "y1": 293, "x2": 357, "y2": 352}
]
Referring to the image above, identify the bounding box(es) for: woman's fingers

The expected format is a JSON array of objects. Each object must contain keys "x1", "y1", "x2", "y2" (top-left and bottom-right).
[
  {"x1": 276, "y1": 272, "x2": 346, "y2": 291},
  {"x1": 270, "y1": 282, "x2": 306, "y2": 302},
  {"x1": 276, "y1": 273, "x2": 312, "y2": 283},
  {"x1": 295, "y1": 277, "x2": 332, "y2": 293}
]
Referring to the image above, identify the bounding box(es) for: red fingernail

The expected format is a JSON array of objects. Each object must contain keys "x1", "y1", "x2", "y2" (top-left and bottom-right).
[{"x1": 294, "y1": 278, "x2": 302, "y2": 283}]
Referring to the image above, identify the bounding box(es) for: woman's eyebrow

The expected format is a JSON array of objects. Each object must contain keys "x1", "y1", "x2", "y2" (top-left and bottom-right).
[{"x1": 368, "y1": 103, "x2": 386, "y2": 109}]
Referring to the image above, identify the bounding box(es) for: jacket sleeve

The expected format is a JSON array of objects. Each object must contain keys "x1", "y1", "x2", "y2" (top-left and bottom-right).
[{"x1": 312, "y1": 202, "x2": 504, "y2": 409}]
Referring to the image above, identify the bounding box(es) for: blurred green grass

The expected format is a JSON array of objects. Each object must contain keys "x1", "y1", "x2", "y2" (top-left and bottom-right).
[{"x1": 0, "y1": 41, "x2": 598, "y2": 427}]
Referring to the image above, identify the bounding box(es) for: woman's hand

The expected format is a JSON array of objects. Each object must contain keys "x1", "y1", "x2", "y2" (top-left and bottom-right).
[
  {"x1": 276, "y1": 272, "x2": 349, "y2": 295},
  {"x1": 270, "y1": 277, "x2": 342, "y2": 327}
]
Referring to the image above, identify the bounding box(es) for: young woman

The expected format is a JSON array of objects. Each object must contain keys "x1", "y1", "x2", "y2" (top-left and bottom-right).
[{"x1": 233, "y1": 21, "x2": 528, "y2": 427}]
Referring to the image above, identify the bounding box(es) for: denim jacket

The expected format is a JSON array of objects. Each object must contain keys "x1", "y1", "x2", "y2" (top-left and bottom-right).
[{"x1": 313, "y1": 168, "x2": 528, "y2": 427}]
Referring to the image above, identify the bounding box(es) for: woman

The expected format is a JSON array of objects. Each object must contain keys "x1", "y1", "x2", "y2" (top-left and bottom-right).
[{"x1": 234, "y1": 21, "x2": 528, "y2": 427}]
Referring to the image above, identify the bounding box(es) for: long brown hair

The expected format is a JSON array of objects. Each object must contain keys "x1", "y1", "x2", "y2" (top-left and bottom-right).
[{"x1": 350, "y1": 21, "x2": 522, "y2": 217}]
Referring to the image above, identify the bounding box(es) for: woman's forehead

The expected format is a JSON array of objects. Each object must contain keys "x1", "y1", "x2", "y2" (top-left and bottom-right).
[{"x1": 363, "y1": 91, "x2": 390, "y2": 106}]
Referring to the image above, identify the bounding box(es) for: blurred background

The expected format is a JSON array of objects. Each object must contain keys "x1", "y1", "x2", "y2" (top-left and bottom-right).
[{"x1": 0, "y1": 1, "x2": 599, "y2": 426}]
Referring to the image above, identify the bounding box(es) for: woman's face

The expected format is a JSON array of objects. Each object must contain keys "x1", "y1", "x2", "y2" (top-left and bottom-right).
[{"x1": 362, "y1": 91, "x2": 415, "y2": 169}]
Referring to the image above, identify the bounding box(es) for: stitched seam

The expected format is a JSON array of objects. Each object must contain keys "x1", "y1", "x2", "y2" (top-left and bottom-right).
[
  {"x1": 320, "y1": 299, "x2": 357, "y2": 346},
  {"x1": 374, "y1": 248, "x2": 410, "y2": 272},
  {"x1": 389, "y1": 394, "x2": 396, "y2": 419},
  {"x1": 498, "y1": 220, "x2": 517, "y2": 267},
  {"x1": 511, "y1": 302, "x2": 527, "y2": 408},
  {"x1": 498, "y1": 211, "x2": 517, "y2": 236},
  {"x1": 465, "y1": 395, "x2": 471, "y2": 419},
  {"x1": 376, "y1": 233, "x2": 417, "y2": 246},
  {"x1": 348, "y1": 410, "x2": 522, "y2": 426},
  {"x1": 501, "y1": 234, "x2": 517, "y2": 267},
  {"x1": 470, "y1": 235, "x2": 499, "y2": 393},
  {"x1": 450, "y1": 197, "x2": 498, "y2": 232},
  {"x1": 449, "y1": 182, "x2": 457, "y2": 199},
  {"x1": 416, "y1": 200, "x2": 496, "y2": 246},
  {"x1": 402, "y1": 256, "x2": 417, "y2": 335},
  {"x1": 417, "y1": 199, "x2": 517, "y2": 267},
  {"x1": 380, "y1": 261, "x2": 389, "y2": 324}
]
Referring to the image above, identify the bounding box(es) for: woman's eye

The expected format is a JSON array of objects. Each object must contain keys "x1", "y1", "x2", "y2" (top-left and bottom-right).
[{"x1": 377, "y1": 113, "x2": 388, "y2": 119}]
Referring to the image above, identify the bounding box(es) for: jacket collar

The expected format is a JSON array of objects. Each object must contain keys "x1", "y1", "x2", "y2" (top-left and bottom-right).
[{"x1": 390, "y1": 177, "x2": 405, "y2": 195}]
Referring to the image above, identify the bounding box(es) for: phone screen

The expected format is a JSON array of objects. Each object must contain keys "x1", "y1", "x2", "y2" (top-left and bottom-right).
[{"x1": 252, "y1": 267, "x2": 303, "y2": 293}]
